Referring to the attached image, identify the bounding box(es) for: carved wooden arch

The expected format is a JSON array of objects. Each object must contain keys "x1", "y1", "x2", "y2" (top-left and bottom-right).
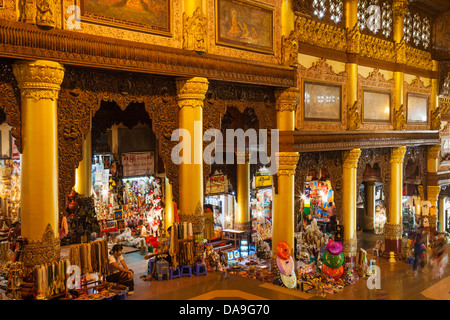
[
  {"x1": 0, "y1": 62, "x2": 22, "y2": 152},
  {"x1": 202, "y1": 81, "x2": 276, "y2": 197},
  {"x1": 58, "y1": 66, "x2": 179, "y2": 214},
  {"x1": 295, "y1": 151, "x2": 344, "y2": 223},
  {"x1": 356, "y1": 148, "x2": 391, "y2": 219}
]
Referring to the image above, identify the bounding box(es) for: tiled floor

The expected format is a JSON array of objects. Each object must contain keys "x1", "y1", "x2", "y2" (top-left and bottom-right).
[{"x1": 124, "y1": 232, "x2": 450, "y2": 300}]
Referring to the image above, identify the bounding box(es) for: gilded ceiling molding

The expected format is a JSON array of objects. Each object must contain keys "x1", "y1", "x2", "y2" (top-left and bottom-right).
[
  {"x1": 359, "y1": 33, "x2": 396, "y2": 63},
  {"x1": 404, "y1": 46, "x2": 434, "y2": 71},
  {"x1": 182, "y1": 7, "x2": 207, "y2": 53},
  {"x1": 293, "y1": 15, "x2": 347, "y2": 52}
]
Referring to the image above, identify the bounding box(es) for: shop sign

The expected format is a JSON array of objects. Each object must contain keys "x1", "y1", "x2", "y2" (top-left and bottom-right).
[
  {"x1": 206, "y1": 174, "x2": 228, "y2": 194},
  {"x1": 255, "y1": 175, "x2": 272, "y2": 188},
  {"x1": 122, "y1": 151, "x2": 154, "y2": 177}
]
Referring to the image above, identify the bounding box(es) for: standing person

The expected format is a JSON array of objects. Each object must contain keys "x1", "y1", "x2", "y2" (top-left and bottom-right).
[
  {"x1": 7, "y1": 221, "x2": 21, "y2": 252},
  {"x1": 106, "y1": 244, "x2": 135, "y2": 295},
  {"x1": 327, "y1": 202, "x2": 336, "y2": 235},
  {"x1": 430, "y1": 237, "x2": 448, "y2": 279},
  {"x1": 413, "y1": 232, "x2": 426, "y2": 275}
]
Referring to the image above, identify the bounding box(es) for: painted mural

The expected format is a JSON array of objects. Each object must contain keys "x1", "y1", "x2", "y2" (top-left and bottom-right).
[
  {"x1": 216, "y1": 0, "x2": 274, "y2": 53},
  {"x1": 83, "y1": 0, "x2": 170, "y2": 34}
]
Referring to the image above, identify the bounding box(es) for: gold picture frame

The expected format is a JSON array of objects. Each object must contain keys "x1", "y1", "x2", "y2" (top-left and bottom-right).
[
  {"x1": 303, "y1": 80, "x2": 342, "y2": 122},
  {"x1": 362, "y1": 88, "x2": 392, "y2": 124},
  {"x1": 215, "y1": 0, "x2": 274, "y2": 54},
  {"x1": 80, "y1": 0, "x2": 171, "y2": 36},
  {"x1": 406, "y1": 93, "x2": 429, "y2": 124}
]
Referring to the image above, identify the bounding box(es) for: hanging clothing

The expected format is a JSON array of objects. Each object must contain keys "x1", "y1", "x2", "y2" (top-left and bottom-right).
[{"x1": 59, "y1": 216, "x2": 69, "y2": 239}]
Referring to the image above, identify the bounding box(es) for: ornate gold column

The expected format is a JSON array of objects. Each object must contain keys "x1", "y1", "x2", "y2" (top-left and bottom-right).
[
  {"x1": 384, "y1": 146, "x2": 406, "y2": 259},
  {"x1": 235, "y1": 152, "x2": 250, "y2": 231},
  {"x1": 345, "y1": 0, "x2": 360, "y2": 130},
  {"x1": 427, "y1": 145, "x2": 441, "y2": 230},
  {"x1": 177, "y1": 77, "x2": 209, "y2": 233},
  {"x1": 272, "y1": 152, "x2": 299, "y2": 258},
  {"x1": 430, "y1": 61, "x2": 441, "y2": 130},
  {"x1": 75, "y1": 132, "x2": 92, "y2": 197},
  {"x1": 281, "y1": 0, "x2": 295, "y2": 38},
  {"x1": 13, "y1": 60, "x2": 64, "y2": 267},
  {"x1": 393, "y1": 0, "x2": 408, "y2": 130},
  {"x1": 342, "y1": 149, "x2": 361, "y2": 267},
  {"x1": 165, "y1": 176, "x2": 174, "y2": 234},
  {"x1": 272, "y1": 87, "x2": 299, "y2": 260}
]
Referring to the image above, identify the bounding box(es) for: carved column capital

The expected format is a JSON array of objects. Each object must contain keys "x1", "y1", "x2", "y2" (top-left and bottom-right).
[
  {"x1": 427, "y1": 145, "x2": 441, "y2": 160},
  {"x1": 343, "y1": 149, "x2": 361, "y2": 169},
  {"x1": 427, "y1": 185, "x2": 441, "y2": 203},
  {"x1": 236, "y1": 151, "x2": 250, "y2": 164},
  {"x1": 390, "y1": 146, "x2": 406, "y2": 164},
  {"x1": 13, "y1": 60, "x2": 65, "y2": 101},
  {"x1": 276, "y1": 152, "x2": 299, "y2": 176},
  {"x1": 176, "y1": 77, "x2": 209, "y2": 108},
  {"x1": 275, "y1": 87, "x2": 300, "y2": 112},
  {"x1": 392, "y1": 0, "x2": 409, "y2": 20}
]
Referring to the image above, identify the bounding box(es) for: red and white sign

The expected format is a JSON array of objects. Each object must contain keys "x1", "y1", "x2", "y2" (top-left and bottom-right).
[
  {"x1": 206, "y1": 174, "x2": 228, "y2": 194},
  {"x1": 121, "y1": 152, "x2": 154, "y2": 177}
]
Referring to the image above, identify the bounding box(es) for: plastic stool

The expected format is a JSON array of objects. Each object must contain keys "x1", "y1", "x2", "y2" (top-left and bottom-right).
[
  {"x1": 193, "y1": 263, "x2": 207, "y2": 277},
  {"x1": 156, "y1": 260, "x2": 170, "y2": 281},
  {"x1": 170, "y1": 266, "x2": 181, "y2": 280},
  {"x1": 147, "y1": 259, "x2": 156, "y2": 275},
  {"x1": 180, "y1": 265, "x2": 192, "y2": 277}
]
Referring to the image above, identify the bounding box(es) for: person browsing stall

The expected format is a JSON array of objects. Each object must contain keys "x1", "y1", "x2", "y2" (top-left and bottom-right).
[{"x1": 106, "y1": 244, "x2": 135, "y2": 295}]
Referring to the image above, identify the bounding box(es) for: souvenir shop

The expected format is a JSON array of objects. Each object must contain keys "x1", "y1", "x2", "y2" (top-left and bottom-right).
[
  {"x1": 299, "y1": 173, "x2": 335, "y2": 233},
  {"x1": 402, "y1": 185, "x2": 421, "y2": 237},
  {"x1": 92, "y1": 150, "x2": 165, "y2": 252},
  {"x1": 250, "y1": 168, "x2": 273, "y2": 259},
  {"x1": 204, "y1": 171, "x2": 234, "y2": 241}
]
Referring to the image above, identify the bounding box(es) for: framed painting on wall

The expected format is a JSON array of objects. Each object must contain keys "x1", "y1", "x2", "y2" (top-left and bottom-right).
[
  {"x1": 81, "y1": 0, "x2": 171, "y2": 36},
  {"x1": 406, "y1": 93, "x2": 428, "y2": 124},
  {"x1": 215, "y1": 0, "x2": 274, "y2": 54},
  {"x1": 362, "y1": 89, "x2": 391, "y2": 123},
  {"x1": 303, "y1": 81, "x2": 342, "y2": 122}
]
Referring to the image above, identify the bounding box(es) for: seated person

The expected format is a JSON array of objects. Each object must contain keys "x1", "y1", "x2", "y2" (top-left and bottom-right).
[{"x1": 106, "y1": 244, "x2": 134, "y2": 295}]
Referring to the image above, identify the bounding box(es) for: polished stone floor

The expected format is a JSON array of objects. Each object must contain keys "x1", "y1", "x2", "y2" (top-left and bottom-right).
[{"x1": 124, "y1": 232, "x2": 450, "y2": 301}]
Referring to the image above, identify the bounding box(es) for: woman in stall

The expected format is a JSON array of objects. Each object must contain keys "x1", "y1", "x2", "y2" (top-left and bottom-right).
[{"x1": 106, "y1": 244, "x2": 135, "y2": 295}]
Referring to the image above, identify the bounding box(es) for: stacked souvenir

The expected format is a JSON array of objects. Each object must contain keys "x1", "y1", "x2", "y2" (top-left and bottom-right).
[
  {"x1": 321, "y1": 240, "x2": 345, "y2": 279},
  {"x1": 276, "y1": 241, "x2": 297, "y2": 289}
]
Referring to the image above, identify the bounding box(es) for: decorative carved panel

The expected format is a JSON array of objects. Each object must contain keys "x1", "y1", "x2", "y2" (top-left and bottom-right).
[
  {"x1": 296, "y1": 58, "x2": 348, "y2": 131},
  {"x1": 0, "y1": 62, "x2": 22, "y2": 152},
  {"x1": 358, "y1": 68, "x2": 395, "y2": 130},
  {"x1": 404, "y1": 76, "x2": 432, "y2": 130}
]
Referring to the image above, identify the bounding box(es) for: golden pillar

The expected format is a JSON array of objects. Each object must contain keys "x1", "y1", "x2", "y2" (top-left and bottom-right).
[
  {"x1": 75, "y1": 132, "x2": 92, "y2": 197},
  {"x1": 272, "y1": 152, "x2": 299, "y2": 258},
  {"x1": 384, "y1": 146, "x2": 406, "y2": 258},
  {"x1": 177, "y1": 77, "x2": 209, "y2": 233},
  {"x1": 13, "y1": 60, "x2": 64, "y2": 267},
  {"x1": 393, "y1": 0, "x2": 408, "y2": 130},
  {"x1": 272, "y1": 88, "x2": 299, "y2": 259},
  {"x1": 184, "y1": 0, "x2": 204, "y2": 16},
  {"x1": 281, "y1": 0, "x2": 295, "y2": 37},
  {"x1": 165, "y1": 176, "x2": 174, "y2": 233},
  {"x1": 427, "y1": 145, "x2": 441, "y2": 230},
  {"x1": 342, "y1": 149, "x2": 361, "y2": 266},
  {"x1": 235, "y1": 152, "x2": 250, "y2": 231},
  {"x1": 345, "y1": 0, "x2": 360, "y2": 130},
  {"x1": 365, "y1": 181, "x2": 376, "y2": 232}
]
